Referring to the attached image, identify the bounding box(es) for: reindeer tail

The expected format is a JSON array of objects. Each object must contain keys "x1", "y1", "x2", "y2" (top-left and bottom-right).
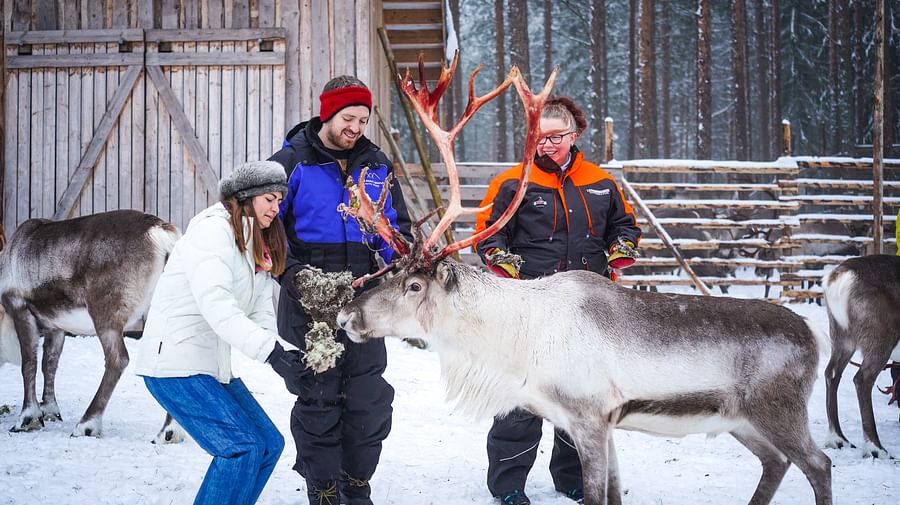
[
  {"x1": 822, "y1": 267, "x2": 856, "y2": 331},
  {"x1": 148, "y1": 222, "x2": 181, "y2": 259},
  {"x1": 803, "y1": 315, "x2": 831, "y2": 359}
]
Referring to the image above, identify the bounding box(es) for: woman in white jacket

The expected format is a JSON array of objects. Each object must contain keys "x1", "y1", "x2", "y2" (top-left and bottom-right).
[{"x1": 136, "y1": 160, "x2": 305, "y2": 505}]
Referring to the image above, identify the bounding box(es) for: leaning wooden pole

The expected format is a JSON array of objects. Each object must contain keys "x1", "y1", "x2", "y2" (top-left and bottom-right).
[
  {"x1": 872, "y1": 0, "x2": 885, "y2": 254},
  {"x1": 376, "y1": 27, "x2": 455, "y2": 249},
  {"x1": 621, "y1": 179, "x2": 713, "y2": 296},
  {"x1": 604, "y1": 117, "x2": 615, "y2": 163},
  {"x1": 373, "y1": 105, "x2": 428, "y2": 221}
]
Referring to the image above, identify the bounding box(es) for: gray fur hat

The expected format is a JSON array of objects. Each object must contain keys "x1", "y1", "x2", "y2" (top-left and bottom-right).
[{"x1": 219, "y1": 161, "x2": 288, "y2": 201}]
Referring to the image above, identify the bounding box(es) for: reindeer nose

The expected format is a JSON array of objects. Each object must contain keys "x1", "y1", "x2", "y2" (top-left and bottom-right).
[{"x1": 336, "y1": 310, "x2": 352, "y2": 330}]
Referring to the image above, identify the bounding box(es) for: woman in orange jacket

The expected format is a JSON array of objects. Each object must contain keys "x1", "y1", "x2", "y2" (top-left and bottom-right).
[{"x1": 473, "y1": 96, "x2": 641, "y2": 505}]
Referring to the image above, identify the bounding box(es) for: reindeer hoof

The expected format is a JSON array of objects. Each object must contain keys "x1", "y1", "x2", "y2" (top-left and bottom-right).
[
  {"x1": 40, "y1": 404, "x2": 62, "y2": 423},
  {"x1": 862, "y1": 441, "x2": 890, "y2": 459},
  {"x1": 823, "y1": 432, "x2": 852, "y2": 450},
  {"x1": 152, "y1": 425, "x2": 186, "y2": 445},
  {"x1": 10, "y1": 416, "x2": 43, "y2": 432},
  {"x1": 72, "y1": 418, "x2": 102, "y2": 438}
]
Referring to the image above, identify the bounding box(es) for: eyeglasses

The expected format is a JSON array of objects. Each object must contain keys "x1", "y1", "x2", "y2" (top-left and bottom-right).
[{"x1": 537, "y1": 131, "x2": 575, "y2": 145}]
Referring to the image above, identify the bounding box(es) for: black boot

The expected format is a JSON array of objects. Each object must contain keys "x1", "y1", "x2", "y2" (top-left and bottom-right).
[
  {"x1": 306, "y1": 479, "x2": 339, "y2": 505},
  {"x1": 341, "y1": 475, "x2": 373, "y2": 505}
]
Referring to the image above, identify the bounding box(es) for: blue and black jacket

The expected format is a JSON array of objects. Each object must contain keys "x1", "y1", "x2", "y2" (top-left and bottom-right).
[{"x1": 269, "y1": 118, "x2": 412, "y2": 280}]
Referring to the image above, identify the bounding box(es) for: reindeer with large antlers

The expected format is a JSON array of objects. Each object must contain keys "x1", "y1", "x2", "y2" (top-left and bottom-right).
[{"x1": 337, "y1": 55, "x2": 832, "y2": 505}]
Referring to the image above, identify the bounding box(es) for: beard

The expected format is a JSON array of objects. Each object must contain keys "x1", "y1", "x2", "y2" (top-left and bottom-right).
[{"x1": 323, "y1": 123, "x2": 358, "y2": 150}]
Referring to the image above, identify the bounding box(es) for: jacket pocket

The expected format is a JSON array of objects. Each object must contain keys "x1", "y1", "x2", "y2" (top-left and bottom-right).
[{"x1": 582, "y1": 235, "x2": 609, "y2": 275}]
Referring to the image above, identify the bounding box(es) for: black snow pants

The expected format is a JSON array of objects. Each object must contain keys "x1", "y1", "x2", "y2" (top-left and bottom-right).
[
  {"x1": 277, "y1": 282, "x2": 394, "y2": 484},
  {"x1": 486, "y1": 408, "x2": 583, "y2": 496}
]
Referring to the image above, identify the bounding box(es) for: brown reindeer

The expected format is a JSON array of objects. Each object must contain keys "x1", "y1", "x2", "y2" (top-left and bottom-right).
[
  {"x1": 334, "y1": 56, "x2": 832, "y2": 505},
  {"x1": 823, "y1": 254, "x2": 900, "y2": 458},
  {"x1": 0, "y1": 210, "x2": 183, "y2": 442}
]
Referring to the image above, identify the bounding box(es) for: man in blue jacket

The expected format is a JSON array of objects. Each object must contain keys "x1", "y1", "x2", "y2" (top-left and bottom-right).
[{"x1": 269, "y1": 76, "x2": 411, "y2": 505}]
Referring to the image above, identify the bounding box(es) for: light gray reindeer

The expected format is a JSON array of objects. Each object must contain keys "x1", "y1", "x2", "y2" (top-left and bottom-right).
[
  {"x1": 0, "y1": 210, "x2": 183, "y2": 442},
  {"x1": 823, "y1": 254, "x2": 900, "y2": 458},
  {"x1": 335, "y1": 56, "x2": 833, "y2": 505}
]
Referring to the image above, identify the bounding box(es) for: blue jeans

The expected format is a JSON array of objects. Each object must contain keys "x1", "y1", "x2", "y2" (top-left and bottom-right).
[{"x1": 144, "y1": 375, "x2": 285, "y2": 505}]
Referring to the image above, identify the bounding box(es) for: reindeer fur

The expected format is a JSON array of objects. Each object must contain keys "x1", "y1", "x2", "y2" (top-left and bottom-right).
[
  {"x1": 0, "y1": 210, "x2": 183, "y2": 441},
  {"x1": 338, "y1": 261, "x2": 833, "y2": 505},
  {"x1": 823, "y1": 254, "x2": 900, "y2": 458}
]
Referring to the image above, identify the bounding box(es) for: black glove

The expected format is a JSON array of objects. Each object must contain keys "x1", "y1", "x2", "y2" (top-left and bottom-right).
[
  {"x1": 267, "y1": 342, "x2": 307, "y2": 379},
  {"x1": 279, "y1": 264, "x2": 304, "y2": 301}
]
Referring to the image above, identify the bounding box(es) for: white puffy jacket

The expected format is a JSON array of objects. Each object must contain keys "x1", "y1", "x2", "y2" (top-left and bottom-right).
[{"x1": 135, "y1": 203, "x2": 283, "y2": 383}]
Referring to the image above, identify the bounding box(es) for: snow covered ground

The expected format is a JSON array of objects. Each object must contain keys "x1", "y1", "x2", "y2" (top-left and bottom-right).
[{"x1": 0, "y1": 301, "x2": 898, "y2": 505}]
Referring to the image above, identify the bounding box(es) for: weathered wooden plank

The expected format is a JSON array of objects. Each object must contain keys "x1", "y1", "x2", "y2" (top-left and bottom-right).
[
  {"x1": 259, "y1": 0, "x2": 276, "y2": 27},
  {"x1": 11, "y1": 0, "x2": 30, "y2": 31},
  {"x1": 196, "y1": 40, "x2": 211, "y2": 209},
  {"x1": 167, "y1": 45, "x2": 185, "y2": 226},
  {"x1": 792, "y1": 178, "x2": 900, "y2": 190},
  {"x1": 144, "y1": 27, "x2": 286, "y2": 42},
  {"x1": 267, "y1": 38, "x2": 284, "y2": 155},
  {"x1": 297, "y1": 0, "x2": 312, "y2": 120},
  {"x1": 184, "y1": 0, "x2": 200, "y2": 28},
  {"x1": 107, "y1": 41, "x2": 125, "y2": 211},
  {"x1": 30, "y1": 44, "x2": 44, "y2": 218},
  {"x1": 144, "y1": 57, "x2": 160, "y2": 216},
  {"x1": 333, "y1": 0, "x2": 355, "y2": 76},
  {"x1": 146, "y1": 65, "x2": 219, "y2": 193},
  {"x1": 91, "y1": 42, "x2": 107, "y2": 215},
  {"x1": 145, "y1": 51, "x2": 286, "y2": 66},
  {"x1": 281, "y1": 0, "x2": 301, "y2": 127},
  {"x1": 247, "y1": 39, "x2": 261, "y2": 162},
  {"x1": 309, "y1": 0, "x2": 329, "y2": 111},
  {"x1": 16, "y1": 60, "x2": 30, "y2": 225},
  {"x1": 232, "y1": 41, "x2": 248, "y2": 164},
  {"x1": 4, "y1": 65, "x2": 18, "y2": 232},
  {"x1": 220, "y1": 40, "x2": 234, "y2": 179},
  {"x1": 206, "y1": 0, "x2": 224, "y2": 29},
  {"x1": 230, "y1": 0, "x2": 250, "y2": 28},
  {"x1": 35, "y1": 0, "x2": 58, "y2": 30},
  {"x1": 635, "y1": 199, "x2": 801, "y2": 210},
  {"x1": 41, "y1": 42, "x2": 57, "y2": 218},
  {"x1": 207, "y1": 41, "x2": 223, "y2": 183},
  {"x1": 77, "y1": 42, "x2": 92, "y2": 217},
  {"x1": 620, "y1": 163, "x2": 799, "y2": 175},
  {"x1": 628, "y1": 182, "x2": 782, "y2": 192},
  {"x1": 161, "y1": 0, "x2": 179, "y2": 30},
  {"x1": 55, "y1": 44, "x2": 71, "y2": 215},
  {"x1": 53, "y1": 64, "x2": 141, "y2": 220},
  {"x1": 355, "y1": 0, "x2": 371, "y2": 86},
  {"x1": 129, "y1": 41, "x2": 145, "y2": 211},
  {"x1": 796, "y1": 213, "x2": 898, "y2": 224},
  {"x1": 182, "y1": 38, "x2": 198, "y2": 224},
  {"x1": 780, "y1": 194, "x2": 900, "y2": 206},
  {"x1": 6, "y1": 53, "x2": 145, "y2": 68}
]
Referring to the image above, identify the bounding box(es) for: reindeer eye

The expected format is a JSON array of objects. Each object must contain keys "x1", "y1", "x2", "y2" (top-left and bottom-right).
[{"x1": 408, "y1": 281, "x2": 422, "y2": 293}]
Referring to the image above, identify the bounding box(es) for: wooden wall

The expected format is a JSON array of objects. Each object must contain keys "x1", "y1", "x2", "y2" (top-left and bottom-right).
[{"x1": 1, "y1": 0, "x2": 388, "y2": 233}]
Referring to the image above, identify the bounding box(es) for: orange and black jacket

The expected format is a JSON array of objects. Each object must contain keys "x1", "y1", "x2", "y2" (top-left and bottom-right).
[{"x1": 474, "y1": 148, "x2": 641, "y2": 279}]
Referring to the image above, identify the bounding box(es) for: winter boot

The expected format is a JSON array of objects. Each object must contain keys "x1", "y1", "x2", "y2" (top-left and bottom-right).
[
  {"x1": 498, "y1": 490, "x2": 531, "y2": 505},
  {"x1": 306, "y1": 479, "x2": 339, "y2": 505},
  {"x1": 340, "y1": 475, "x2": 373, "y2": 505},
  {"x1": 562, "y1": 487, "x2": 584, "y2": 504}
]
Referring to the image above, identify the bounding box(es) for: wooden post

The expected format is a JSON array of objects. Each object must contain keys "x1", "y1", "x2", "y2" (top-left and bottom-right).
[
  {"x1": 0, "y1": 16, "x2": 5, "y2": 244},
  {"x1": 373, "y1": 105, "x2": 427, "y2": 220},
  {"x1": 604, "y1": 117, "x2": 614, "y2": 162},
  {"x1": 376, "y1": 27, "x2": 456, "y2": 250},
  {"x1": 781, "y1": 120, "x2": 792, "y2": 157},
  {"x1": 872, "y1": 0, "x2": 885, "y2": 254},
  {"x1": 621, "y1": 179, "x2": 712, "y2": 296}
]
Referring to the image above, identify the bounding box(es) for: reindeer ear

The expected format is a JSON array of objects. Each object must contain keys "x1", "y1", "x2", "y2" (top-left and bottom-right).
[{"x1": 435, "y1": 262, "x2": 457, "y2": 291}]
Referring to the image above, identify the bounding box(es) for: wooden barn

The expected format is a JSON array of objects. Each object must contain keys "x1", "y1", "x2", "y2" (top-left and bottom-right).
[{"x1": 0, "y1": 0, "x2": 448, "y2": 233}]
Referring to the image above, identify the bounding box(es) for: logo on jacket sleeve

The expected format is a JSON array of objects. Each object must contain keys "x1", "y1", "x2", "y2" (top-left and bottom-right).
[{"x1": 586, "y1": 188, "x2": 611, "y2": 196}]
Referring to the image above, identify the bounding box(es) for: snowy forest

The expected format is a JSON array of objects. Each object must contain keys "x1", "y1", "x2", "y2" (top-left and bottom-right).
[{"x1": 392, "y1": 0, "x2": 900, "y2": 163}]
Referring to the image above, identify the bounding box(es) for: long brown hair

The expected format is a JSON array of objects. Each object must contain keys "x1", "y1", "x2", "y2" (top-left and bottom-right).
[{"x1": 222, "y1": 196, "x2": 287, "y2": 276}]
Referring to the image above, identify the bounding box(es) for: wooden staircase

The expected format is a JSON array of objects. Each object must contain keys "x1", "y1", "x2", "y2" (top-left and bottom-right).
[{"x1": 383, "y1": 1, "x2": 446, "y2": 81}]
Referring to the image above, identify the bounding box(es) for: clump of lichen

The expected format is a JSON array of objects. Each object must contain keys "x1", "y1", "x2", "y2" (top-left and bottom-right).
[
  {"x1": 303, "y1": 321, "x2": 345, "y2": 373},
  {"x1": 293, "y1": 267, "x2": 355, "y2": 373}
]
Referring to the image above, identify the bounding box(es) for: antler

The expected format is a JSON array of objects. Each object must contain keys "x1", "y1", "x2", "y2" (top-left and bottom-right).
[
  {"x1": 338, "y1": 166, "x2": 411, "y2": 259},
  {"x1": 399, "y1": 52, "x2": 557, "y2": 265},
  {"x1": 340, "y1": 52, "x2": 557, "y2": 281}
]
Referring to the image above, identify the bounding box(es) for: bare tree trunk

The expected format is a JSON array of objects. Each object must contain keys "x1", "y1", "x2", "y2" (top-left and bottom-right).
[
  {"x1": 448, "y1": 0, "x2": 465, "y2": 159},
  {"x1": 0, "y1": 13, "x2": 4, "y2": 230},
  {"x1": 828, "y1": 0, "x2": 848, "y2": 154},
  {"x1": 873, "y1": 0, "x2": 884, "y2": 254},
  {"x1": 769, "y1": 0, "x2": 782, "y2": 158},
  {"x1": 696, "y1": 0, "x2": 712, "y2": 159},
  {"x1": 494, "y1": 0, "x2": 509, "y2": 161},
  {"x1": 883, "y1": 0, "x2": 894, "y2": 153},
  {"x1": 637, "y1": 0, "x2": 658, "y2": 158},
  {"x1": 628, "y1": 0, "x2": 637, "y2": 159},
  {"x1": 590, "y1": 0, "x2": 609, "y2": 159},
  {"x1": 543, "y1": 0, "x2": 553, "y2": 81},
  {"x1": 755, "y1": 0, "x2": 771, "y2": 160},
  {"x1": 507, "y1": 0, "x2": 531, "y2": 155},
  {"x1": 660, "y1": 1, "x2": 672, "y2": 158},
  {"x1": 852, "y1": 0, "x2": 866, "y2": 146},
  {"x1": 732, "y1": 0, "x2": 750, "y2": 160}
]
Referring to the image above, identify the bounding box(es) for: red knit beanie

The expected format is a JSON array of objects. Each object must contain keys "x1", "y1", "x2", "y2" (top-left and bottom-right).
[{"x1": 319, "y1": 86, "x2": 372, "y2": 122}]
